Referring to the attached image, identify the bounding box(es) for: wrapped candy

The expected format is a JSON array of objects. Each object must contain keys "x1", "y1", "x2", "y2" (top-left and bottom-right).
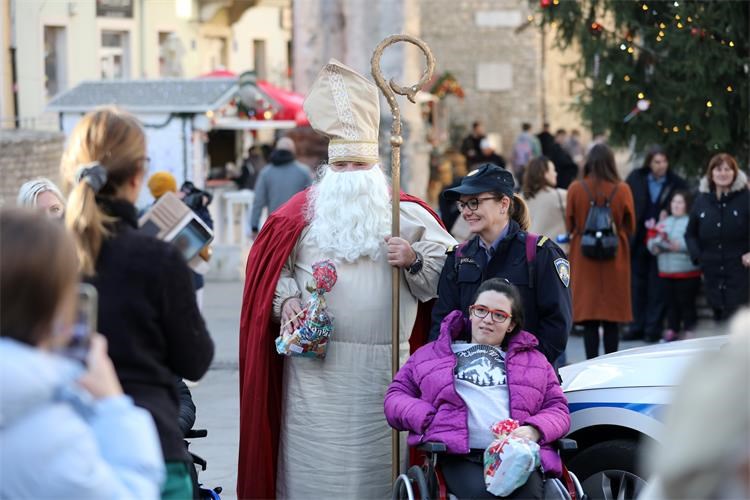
[
  {"x1": 483, "y1": 419, "x2": 540, "y2": 497},
  {"x1": 275, "y1": 260, "x2": 337, "y2": 359}
]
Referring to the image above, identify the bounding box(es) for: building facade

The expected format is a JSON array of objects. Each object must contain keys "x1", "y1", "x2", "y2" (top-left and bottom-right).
[
  {"x1": 419, "y1": 0, "x2": 584, "y2": 156},
  {"x1": 5, "y1": 0, "x2": 291, "y2": 130}
]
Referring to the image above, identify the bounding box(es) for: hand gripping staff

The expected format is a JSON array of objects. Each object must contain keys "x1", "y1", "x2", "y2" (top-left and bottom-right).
[{"x1": 371, "y1": 34, "x2": 435, "y2": 483}]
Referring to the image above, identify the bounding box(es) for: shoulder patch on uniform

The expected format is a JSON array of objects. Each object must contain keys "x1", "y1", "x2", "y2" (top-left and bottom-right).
[
  {"x1": 537, "y1": 235, "x2": 549, "y2": 247},
  {"x1": 554, "y1": 258, "x2": 570, "y2": 288}
]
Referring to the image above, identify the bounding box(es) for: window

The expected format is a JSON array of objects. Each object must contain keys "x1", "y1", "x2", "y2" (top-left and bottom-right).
[
  {"x1": 159, "y1": 31, "x2": 184, "y2": 77},
  {"x1": 100, "y1": 30, "x2": 130, "y2": 79},
  {"x1": 44, "y1": 26, "x2": 67, "y2": 99},
  {"x1": 203, "y1": 36, "x2": 228, "y2": 72},
  {"x1": 253, "y1": 39, "x2": 267, "y2": 80}
]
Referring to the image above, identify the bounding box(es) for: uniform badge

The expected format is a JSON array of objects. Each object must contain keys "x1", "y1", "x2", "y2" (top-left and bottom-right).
[{"x1": 554, "y1": 258, "x2": 570, "y2": 288}]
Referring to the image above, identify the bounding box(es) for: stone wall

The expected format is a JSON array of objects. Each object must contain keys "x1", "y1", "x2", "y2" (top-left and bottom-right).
[
  {"x1": 420, "y1": 0, "x2": 584, "y2": 156},
  {"x1": 0, "y1": 129, "x2": 65, "y2": 207}
]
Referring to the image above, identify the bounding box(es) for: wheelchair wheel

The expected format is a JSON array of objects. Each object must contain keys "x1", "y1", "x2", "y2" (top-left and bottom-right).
[{"x1": 392, "y1": 465, "x2": 432, "y2": 500}]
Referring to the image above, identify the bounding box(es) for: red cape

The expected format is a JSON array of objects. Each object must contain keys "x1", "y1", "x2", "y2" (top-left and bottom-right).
[{"x1": 237, "y1": 190, "x2": 443, "y2": 499}]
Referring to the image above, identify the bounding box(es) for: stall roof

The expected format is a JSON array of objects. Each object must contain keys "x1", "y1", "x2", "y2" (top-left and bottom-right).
[{"x1": 46, "y1": 78, "x2": 238, "y2": 113}]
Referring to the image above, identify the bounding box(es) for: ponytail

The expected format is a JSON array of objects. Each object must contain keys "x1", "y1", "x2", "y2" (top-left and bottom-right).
[
  {"x1": 60, "y1": 107, "x2": 146, "y2": 276},
  {"x1": 509, "y1": 194, "x2": 530, "y2": 231},
  {"x1": 64, "y1": 180, "x2": 112, "y2": 276}
]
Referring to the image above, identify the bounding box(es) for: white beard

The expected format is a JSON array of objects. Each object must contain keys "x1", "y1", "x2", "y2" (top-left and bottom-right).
[{"x1": 305, "y1": 165, "x2": 392, "y2": 263}]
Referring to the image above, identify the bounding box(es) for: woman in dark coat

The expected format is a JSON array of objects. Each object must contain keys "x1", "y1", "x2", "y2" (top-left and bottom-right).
[
  {"x1": 686, "y1": 153, "x2": 750, "y2": 321},
  {"x1": 61, "y1": 107, "x2": 214, "y2": 499}
]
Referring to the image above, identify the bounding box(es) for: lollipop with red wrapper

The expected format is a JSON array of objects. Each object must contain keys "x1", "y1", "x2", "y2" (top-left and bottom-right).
[{"x1": 275, "y1": 260, "x2": 337, "y2": 359}]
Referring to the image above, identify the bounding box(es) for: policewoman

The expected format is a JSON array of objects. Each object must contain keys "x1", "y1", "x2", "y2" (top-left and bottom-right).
[{"x1": 430, "y1": 164, "x2": 572, "y2": 363}]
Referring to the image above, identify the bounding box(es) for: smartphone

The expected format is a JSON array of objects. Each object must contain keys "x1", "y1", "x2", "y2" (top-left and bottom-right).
[{"x1": 62, "y1": 284, "x2": 98, "y2": 364}]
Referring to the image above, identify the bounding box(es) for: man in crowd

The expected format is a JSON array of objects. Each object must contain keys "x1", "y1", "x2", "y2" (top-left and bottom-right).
[
  {"x1": 460, "y1": 120, "x2": 485, "y2": 165},
  {"x1": 564, "y1": 128, "x2": 584, "y2": 166},
  {"x1": 146, "y1": 171, "x2": 213, "y2": 309},
  {"x1": 548, "y1": 128, "x2": 579, "y2": 189},
  {"x1": 625, "y1": 146, "x2": 687, "y2": 341},
  {"x1": 537, "y1": 122, "x2": 555, "y2": 156},
  {"x1": 511, "y1": 122, "x2": 542, "y2": 181},
  {"x1": 249, "y1": 136, "x2": 312, "y2": 238},
  {"x1": 473, "y1": 136, "x2": 506, "y2": 169},
  {"x1": 237, "y1": 59, "x2": 456, "y2": 499}
]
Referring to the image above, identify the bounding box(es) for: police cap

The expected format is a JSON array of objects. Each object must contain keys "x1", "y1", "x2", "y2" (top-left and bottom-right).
[{"x1": 442, "y1": 163, "x2": 515, "y2": 201}]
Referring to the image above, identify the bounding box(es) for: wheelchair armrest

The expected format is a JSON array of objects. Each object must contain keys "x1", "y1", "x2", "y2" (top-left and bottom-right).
[
  {"x1": 556, "y1": 438, "x2": 578, "y2": 452},
  {"x1": 186, "y1": 428, "x2": 208, "y2": 439},
  {"x1": 418, "y1": 442, "x2": 447, "y2": 453}
]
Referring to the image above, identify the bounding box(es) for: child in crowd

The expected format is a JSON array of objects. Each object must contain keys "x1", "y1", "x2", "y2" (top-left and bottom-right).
[
  {"x1": 647, "y1": 191, "x2": 701, "y2": 341},
  {"x1": 384, "y1": 279, "x2": 570, "y2": 499}
]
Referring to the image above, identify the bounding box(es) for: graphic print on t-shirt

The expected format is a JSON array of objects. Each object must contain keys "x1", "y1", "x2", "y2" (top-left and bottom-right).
[{"x1": 454, "y1": 344, "x2": 506, "y2": 387}]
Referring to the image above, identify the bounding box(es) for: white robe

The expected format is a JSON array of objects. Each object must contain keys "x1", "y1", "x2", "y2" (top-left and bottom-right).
[{"x1": 273, "y1": 202, "x2": 456, "y2": 499}]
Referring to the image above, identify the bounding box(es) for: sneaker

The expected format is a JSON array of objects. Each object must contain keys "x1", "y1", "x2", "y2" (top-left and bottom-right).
[{"x1": 663, "y1": 329, "x2": 678, "y2": 342}]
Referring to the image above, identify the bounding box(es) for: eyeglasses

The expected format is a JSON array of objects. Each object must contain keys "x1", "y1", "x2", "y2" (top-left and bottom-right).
[
  {"x1": 456, "y1": 197, "x2": 498, "y2": 212},
  {"x1": 469, "y1": 305, "x2": 512, "y2": 323}
]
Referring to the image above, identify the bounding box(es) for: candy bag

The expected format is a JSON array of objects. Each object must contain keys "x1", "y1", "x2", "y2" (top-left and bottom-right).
[
  {"x1": 483, "y1": 419, "x2": 540, "y2": 497},
  {"x1": 275, "y1": 260, "x2": 337, "y2": 359}
]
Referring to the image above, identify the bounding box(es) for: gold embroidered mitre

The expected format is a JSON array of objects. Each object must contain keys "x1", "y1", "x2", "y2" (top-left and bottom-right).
[{"x1": 303, "y1": 59, "x2": 380, "y2": 164}]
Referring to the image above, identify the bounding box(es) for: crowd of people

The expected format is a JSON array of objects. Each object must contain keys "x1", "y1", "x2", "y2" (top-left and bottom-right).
[
  {"x1": 446, "y1": 120, "x2": 750, "y2": 358},
  {"x1": 1, "y1": 57, "x2": 748, "y2": 500}
]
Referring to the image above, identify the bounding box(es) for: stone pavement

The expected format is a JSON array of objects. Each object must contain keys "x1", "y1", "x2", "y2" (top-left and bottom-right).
[{"x1": 192, "y1": 280, "x2": 724, "y2": 498}]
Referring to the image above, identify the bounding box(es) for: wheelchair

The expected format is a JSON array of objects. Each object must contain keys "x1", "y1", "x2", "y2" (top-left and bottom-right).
[
  {"x1": 185, "y1": 429, "x2": 223, "y2": 500},
  {"x1": 392, "y1": 439, "x2": 585, "y2": 500}
]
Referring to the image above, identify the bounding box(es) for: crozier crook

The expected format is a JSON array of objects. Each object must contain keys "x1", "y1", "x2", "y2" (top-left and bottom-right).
[{"x1": 371, "y1": 33, "x2": 435, "y2": 483}]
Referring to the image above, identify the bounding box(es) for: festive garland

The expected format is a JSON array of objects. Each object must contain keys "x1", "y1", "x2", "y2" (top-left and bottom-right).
[{"x1": 429, "y1": 72, "x2": 465, "y2": 99}]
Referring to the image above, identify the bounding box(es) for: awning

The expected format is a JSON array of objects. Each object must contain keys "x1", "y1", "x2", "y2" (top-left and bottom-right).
[
  {"x1": 257, "y1": 80, "x2": 309, "y2": 126},
  {"x1": 199, "y1": 70, "x2": 309, "y2": 126}
]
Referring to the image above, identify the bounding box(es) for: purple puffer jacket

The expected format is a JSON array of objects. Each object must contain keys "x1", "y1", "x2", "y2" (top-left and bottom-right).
[{"x1": 384, "y1": 310, "x2": 571, "y2": 476}]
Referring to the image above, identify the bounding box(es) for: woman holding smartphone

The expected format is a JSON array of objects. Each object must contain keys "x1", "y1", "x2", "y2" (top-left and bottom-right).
[
  {"x1": 0, "y1": 209, "x2": 164, "y2": 498},
  {"x1": 61, "y1": 107, "x2": 214, "y2": 498}
]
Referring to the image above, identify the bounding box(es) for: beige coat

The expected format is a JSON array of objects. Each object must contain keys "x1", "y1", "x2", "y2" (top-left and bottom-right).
[{"x1": 523, "y1": 187, "x2": 569, "y2": 254}]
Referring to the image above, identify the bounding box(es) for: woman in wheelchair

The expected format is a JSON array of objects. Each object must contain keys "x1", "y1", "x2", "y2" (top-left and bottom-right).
[{"x1": 385, "y1": 278, "x2": 570, "y2": 499}]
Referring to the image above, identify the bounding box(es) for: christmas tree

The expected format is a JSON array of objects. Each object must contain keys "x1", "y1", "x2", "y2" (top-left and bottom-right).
[{"x1": 536, "y1": 0, "x2": 749, "y2": 177}]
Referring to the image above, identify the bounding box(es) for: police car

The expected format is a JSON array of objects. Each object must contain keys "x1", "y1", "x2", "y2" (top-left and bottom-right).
[{"x1": 559, "y1": 336, "x2": 728, "y2": 499}]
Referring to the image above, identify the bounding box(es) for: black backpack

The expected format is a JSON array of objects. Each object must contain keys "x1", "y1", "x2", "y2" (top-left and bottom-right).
[{"x1": 580, "y1": 182, "x2": 619, "y2": 260}]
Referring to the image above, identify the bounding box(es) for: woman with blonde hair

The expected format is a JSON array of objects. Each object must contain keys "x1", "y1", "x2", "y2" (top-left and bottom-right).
[
  {"x1": 430, "y1": 163, "x2": 572, "y2": 364},
  {"x1": 16, "y1": 177, "x2": 65, "y2": 218},
  {"x1": 522, "y1": 156, "x2": 569, "y2": 253},
  {"x1": 61, "y1": 106, "x2": 214, "y2": 499}
]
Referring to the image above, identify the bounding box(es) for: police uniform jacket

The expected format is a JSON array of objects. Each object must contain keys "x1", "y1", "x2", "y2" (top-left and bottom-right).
[{"x1": 429, "y1": 219, "x2": 572, "y2": 362}]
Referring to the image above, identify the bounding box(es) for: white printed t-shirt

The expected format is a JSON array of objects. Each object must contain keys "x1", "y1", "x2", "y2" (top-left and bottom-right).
[{"x1": 451, "y1": 343, "x2": 511, "y2": 449}]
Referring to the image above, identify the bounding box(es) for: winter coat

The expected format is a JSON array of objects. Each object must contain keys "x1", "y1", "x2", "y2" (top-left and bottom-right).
[
  {"x1": 686, "y1": 171, "x2": 750, "y2": 311},
  {"x1": 430, "y1": 220, "x2": 572, "y2": 363},
  {"x1": 176, "y1": 378, "x2": 196, "y2": 437},
  {"x1": 523, "y1": 187, "x2": 569, "y2": 254},
  {"x1": 385, "y1": 310, "x2": 570, "y2": 477},
  {"x1": 626, "y1": 167, "x2": 688, "y2": 248},
  {"x1": 548, "y1": 144, "x2": 579, "y2": 189},
  {"x1": 566, "y1": 178, "x2": 636, "y2": 322},
  {"x1": 89, "y1": 198, "x2": 214, "y2": 463},
  {"x1": 0, "y1": 338, "x2": 165, "y2": 498},
  {"x1": 250, "y1": 150, "x2": 313, "y2": 231},
  {"x1": 646, "y1": 215, "x2": 700, "y2": 277}
]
